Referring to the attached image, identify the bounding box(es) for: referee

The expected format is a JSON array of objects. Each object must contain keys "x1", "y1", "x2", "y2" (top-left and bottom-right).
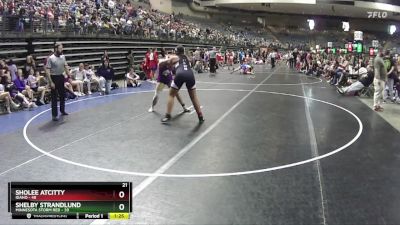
[
  {"x1": 45, "y1": 43, "x2": 70, "y2": 121},
  {"x1": 209, "y1": 47, "x2": 217, "y2": 74}
]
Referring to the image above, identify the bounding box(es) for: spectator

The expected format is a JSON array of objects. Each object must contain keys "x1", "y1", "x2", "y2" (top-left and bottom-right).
[
  {"x1": 127, "y1": 50, "x2": 135, "y2": 69},
  {"x1": 35, "y1": 70, "x2": 48, "y2": 87},
  {"x1": 373, "y1": 49, "x2": 387, "y2": 112},
  {"x1": 96, "y1": 59, "x2": 114, "y2": 95},
  {"x1": 84, "y1": 63, "x2": 103, "y2": 94},
  {"x1": 0, "y1": 83, "x2": 20, "y2": 113},
  {"x1": 71, "y1": 63, "x2": 87, "y2": 95},
  {"x1": 269, "y1": 49, "x2": 277, "y2": 69},
  {"x1": 14, "y1": 69, "x2": 34, "y2": 102},
  {"x1": 145, "y1": 48, "x2": 152, "y2": 81},
  {"x1": 0, "y1": 60, "x2": 9, "y2": 82},
  {"x1": 125, "y1": 67, "x2": 141, "y2": 87},
  {"x1": 95, "y1": 0, "x2": 101, "y2": 10},
  {"x1": 334, "y1": 56, "x2": 350, "y2": 86},
  {"x1": 25, "y1": 55, "x2": 36, "y2": 76},
  {"x1": 0, "y1": 1, "x2": 4, "y2": 16},
  {"x1": 140, "y1": 57, "x2": 150, "y2": 79},
  {"x1": 194, "y1": 47, "x2": 201, "y2": 64},
  {"x1": 337, "y1": 64, "x2": 374, "y2": 96},
  {"x1": 64, "y1": 73, "x2": 77, "y2": 99},
  {"x1": 108, "y1": 0, "x2": 115, "y2": 15},
  {"x1": 2, "y1": 71, "x2": 35, "y2": 109},
  {"x1": 193, "y1": 60, "x2": 203, "y2": 73},
  {"x1": 149, "y1": 48, "x2": 158, "y2": 82},
  {"x1": 203, "y1": 48, "x2": 209, "y2": 71},
  {"x1": 7, "y1": 59, "x2": 17, "y2": 81},
  {"x1": 0, "y1": 0, "x2": 270, "y2": 46},
  {"x1": 26, "y1": 68, "x2": 47, "y2": 105},
  {"x1": 101, "y1": 50, "x2": 110, "y2": 62},
  {"x1": 209, "y1": 47, "x2": 217, "y2": 74},
  {"x1": 383, "y1": 50, "x2": 396, "y2": 102}
]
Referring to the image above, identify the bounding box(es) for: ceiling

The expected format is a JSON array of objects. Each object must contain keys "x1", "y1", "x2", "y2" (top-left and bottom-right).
[{"x1": 194, "y1": 0, "x2": 400, "y2": 20}]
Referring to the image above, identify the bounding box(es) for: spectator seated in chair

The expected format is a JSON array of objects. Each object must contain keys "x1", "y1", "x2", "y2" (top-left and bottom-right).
[{"x1": 337, "y1": 64, "x2": 374, "y2": 96}]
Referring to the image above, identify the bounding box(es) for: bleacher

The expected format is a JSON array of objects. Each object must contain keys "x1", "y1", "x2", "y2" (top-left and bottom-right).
[
  {"x1": 0, "y1": 40, "x2": 28, "y2": 68},
  {"x1": 0, "y1": 37, "x2": 226, "y2": 79}
]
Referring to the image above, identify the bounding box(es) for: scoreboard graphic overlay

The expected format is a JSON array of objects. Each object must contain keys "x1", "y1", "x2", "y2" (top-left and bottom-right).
[{"x1": 8, "y1": 182, "x2": 132, "y2": 220}]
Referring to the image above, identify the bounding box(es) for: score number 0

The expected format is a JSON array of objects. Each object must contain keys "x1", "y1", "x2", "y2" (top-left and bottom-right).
[{"x1": 118, "y1": 183, "x2": 128, "y2": 211}]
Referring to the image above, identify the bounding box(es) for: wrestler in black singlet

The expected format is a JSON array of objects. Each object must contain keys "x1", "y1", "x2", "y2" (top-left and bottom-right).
[
  {"x1": 171, "y1": 55, "x2": 196, "y2": 90},
  {"x1": 161, "y1": 46, "x2": 204, "y2": 124}
]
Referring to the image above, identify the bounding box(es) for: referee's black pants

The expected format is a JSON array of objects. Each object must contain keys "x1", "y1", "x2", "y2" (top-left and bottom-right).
[
  {"x1": 210, "y1": 58, "x2": 216, "y2": 73},
  {"x1": 50, "y1": 75, "x2": 66, "y2": 117}
]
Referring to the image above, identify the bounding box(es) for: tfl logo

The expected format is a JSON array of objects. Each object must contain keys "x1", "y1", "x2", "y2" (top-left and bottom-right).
[{"x1": 367, "y1": 11, "x2": 388, "y2": 18}]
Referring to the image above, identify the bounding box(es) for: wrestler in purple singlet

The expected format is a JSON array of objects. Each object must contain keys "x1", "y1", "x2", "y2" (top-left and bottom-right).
[{"x1": 157, "y1": 64, "x2": 173, "y2": 86}]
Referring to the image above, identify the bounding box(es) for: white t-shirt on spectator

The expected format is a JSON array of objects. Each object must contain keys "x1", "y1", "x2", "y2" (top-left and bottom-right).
[
  {"x1": 126, "y1": 72, "x2": 139, "y2": 80},
  {"x1": 8, "y1": 64, "x2": 17, "y2": 81},
  {"x1": 108, "y1": 0, "x2": 115, "y2": 9},
  {"x1": 354, "y1": 67, "x2": 368, "y2": 76},
  {"x1": 84, "y1": 69, "x2": 95, "y2": 80},
  {"x1": 147, "y1": 18, "x2": 152, "y2": 27},
  {"x1": 27, "y1": 75, "x2": 38, "y2": 89},
  {"x1": 72, "y1": 68, "x2": 86, "y2": 81}
]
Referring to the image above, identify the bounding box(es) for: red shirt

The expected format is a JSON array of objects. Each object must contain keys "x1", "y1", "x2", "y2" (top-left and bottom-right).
[
  {"x1": 150, "y1": 51, "x2": 158, "y2": 67},
  {"x1": 216, "y1": 53, "x2": 223, "y2": 62},
  {"x1": 145, "y1": 52, "x2": 150, "y2": 69},
  {"x1": 141, "y1": 59, "x2": 148, "y2": 72},
  {"x1": 126, "y1": 5, "x2": 133, "y2": 15},
  {"x1": 8, "y1": 1, "x2": 14, "y2": 11},
  {"x1": 47, "y1": 10, "x2": 54, "y2": 19}
]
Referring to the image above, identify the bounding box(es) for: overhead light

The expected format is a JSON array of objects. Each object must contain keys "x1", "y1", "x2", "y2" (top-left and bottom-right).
[
  {"x1": 389, "y1": 25, "x2": 397, "y2": 35},
  {"x1": 342, "y1": 22, "x2": 349, "y2": 32},
  {"x1": 307, "y1": 19, "x2": 315, "y2": 30}
]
